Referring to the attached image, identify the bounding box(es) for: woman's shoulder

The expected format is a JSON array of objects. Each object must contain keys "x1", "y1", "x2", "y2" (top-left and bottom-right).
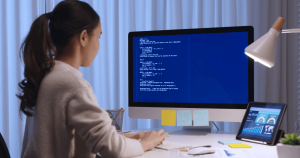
[{"x1": 40, "y1": 67, "x2": 89, "y2": 93}]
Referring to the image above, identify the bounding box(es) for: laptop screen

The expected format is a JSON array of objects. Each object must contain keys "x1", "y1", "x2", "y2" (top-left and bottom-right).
[{"x1": 237, "y1": 103, "x2": 286, "y2": 143}]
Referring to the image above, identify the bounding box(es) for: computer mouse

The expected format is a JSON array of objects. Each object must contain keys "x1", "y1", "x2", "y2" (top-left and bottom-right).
[{"x1": 187, "y1": 148, "x2": 216, "y2": 155}]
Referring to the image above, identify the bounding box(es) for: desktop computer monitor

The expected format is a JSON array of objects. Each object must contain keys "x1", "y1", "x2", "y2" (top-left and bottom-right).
[{"x1": 128, "y1": 26, "x2": 254, "y2": 122}]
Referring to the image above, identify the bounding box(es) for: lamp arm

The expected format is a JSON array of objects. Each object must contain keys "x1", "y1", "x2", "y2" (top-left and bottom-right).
[
  {"x1": 272, "y1": 17, "x2": 300, "y2": 33},
  {"x1": 282, "y1": 28, "x2": 300, "y2": 33}
]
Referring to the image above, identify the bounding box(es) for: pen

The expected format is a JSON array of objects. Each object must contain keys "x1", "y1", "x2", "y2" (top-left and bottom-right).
[
  {"x1": 112, "y1": 108, "x2": 124, "y2": 126},
  {"x1": 106, "y1": 110, "x2": 114, "y2": 118}
]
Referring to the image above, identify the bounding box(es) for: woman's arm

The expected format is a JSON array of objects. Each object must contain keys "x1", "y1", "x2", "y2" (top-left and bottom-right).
[
  {"x1": 119, "y1": 130, "x2": 170, "y2": 152},
  {"x1": 66, "y1": 88, "x2": 144, "y2": 158},
  {"x1": 67, "y1": 87, "x2": 169, "y2": 155}
]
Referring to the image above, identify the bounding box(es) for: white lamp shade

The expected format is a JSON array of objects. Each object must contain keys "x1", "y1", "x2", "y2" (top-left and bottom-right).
[{"x1": 245, "y1": 28, "x2": 279, "y2": 68}]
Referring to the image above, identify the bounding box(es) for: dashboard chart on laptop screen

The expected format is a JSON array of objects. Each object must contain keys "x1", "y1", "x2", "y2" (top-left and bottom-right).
[{"x1": 132, "y1": 32, "x2": 249, "y2": 104}]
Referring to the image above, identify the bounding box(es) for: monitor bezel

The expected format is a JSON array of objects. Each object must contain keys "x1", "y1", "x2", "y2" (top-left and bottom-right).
[{"x1": 128, "y1": 26, "x2": 254, "y2": 109}]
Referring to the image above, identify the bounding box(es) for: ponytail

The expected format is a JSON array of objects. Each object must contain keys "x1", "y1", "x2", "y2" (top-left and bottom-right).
[
  {"x1": 17, "y1": 0, "x2": 100, "y2": 116},
  {"x1": 17, "y1": 12, "x2": 56, "y2": 116}
]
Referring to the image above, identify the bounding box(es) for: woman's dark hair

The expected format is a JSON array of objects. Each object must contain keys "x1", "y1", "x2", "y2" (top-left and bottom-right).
[{"x1": 17, "y1": 0, "x2": 100, "y2": 116}]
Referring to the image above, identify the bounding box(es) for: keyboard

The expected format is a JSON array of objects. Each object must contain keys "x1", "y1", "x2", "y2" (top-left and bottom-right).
[{"x1": 155, "y1": 141, "x2": 192, "y2": 150}]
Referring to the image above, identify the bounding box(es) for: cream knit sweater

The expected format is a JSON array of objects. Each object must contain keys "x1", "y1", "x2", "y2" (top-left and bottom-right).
[{"x1": 21, "y1": 60, "x2": 144, "y2": 158}]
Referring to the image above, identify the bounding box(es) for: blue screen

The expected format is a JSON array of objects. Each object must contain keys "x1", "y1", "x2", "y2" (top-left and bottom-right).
[
  {"x1": 133, "y1": 32, "x2": 249, "y2": 104},
  {"x1": 237, "y1": 103, "x2": 284, "y2": 142},
  {"x1": 241, "y1": 107, "x2": 280, "y2": 138}
]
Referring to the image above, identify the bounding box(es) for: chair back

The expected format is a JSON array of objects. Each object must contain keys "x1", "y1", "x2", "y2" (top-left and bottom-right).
[{"x1": 0, "y1": 133, "x2": 10, "y2": 158}]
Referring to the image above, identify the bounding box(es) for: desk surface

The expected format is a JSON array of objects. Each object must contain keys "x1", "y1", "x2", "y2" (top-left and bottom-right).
[{"x1": 129, "y1": 129, "x2": 278, "y2": 158}]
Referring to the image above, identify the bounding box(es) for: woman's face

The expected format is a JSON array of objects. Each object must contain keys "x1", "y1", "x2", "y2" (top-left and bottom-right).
[{"x1": 81, "y1": 21, "x2": 102, "y2": 67}]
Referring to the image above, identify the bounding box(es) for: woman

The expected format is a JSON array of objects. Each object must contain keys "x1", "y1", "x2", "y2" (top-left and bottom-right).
[{"x1": 18, "y1": 1, "x2": 168, "y2": 158}]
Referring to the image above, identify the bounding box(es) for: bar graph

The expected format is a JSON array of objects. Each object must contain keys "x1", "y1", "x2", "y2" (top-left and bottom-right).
[{"x1": 242, "y1": 126, "x2": 263, "y2": 134}]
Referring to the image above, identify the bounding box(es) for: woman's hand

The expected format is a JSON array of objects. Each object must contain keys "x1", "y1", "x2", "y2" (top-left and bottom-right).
[
  {"x1": 139, "y1": 129, "x2": 169, "y2": 152},
  {"x1": 137, "y1": 130, "x2": 147, "y2": 139},
  {"x1": 119, "y1": 130, "x2": 147, "y2": 140}
]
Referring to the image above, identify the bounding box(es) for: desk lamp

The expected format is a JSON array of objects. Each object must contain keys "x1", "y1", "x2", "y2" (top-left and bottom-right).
[{"x1": 245, "y1": 17, "x2": 298, "y2": 68}]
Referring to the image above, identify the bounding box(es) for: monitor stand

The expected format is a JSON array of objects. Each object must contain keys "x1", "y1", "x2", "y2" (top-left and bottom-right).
[{"x1": 167, "y1": 121, "x2": 219, "y2": 136}]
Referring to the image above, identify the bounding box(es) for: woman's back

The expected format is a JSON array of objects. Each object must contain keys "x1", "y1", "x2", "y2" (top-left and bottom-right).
[
  {"x1": 22, "y1": 60, "x2": 90, "y2": 157},
  {"x1": 21, "y1": 60, "x2": 144, "y2": 158}
]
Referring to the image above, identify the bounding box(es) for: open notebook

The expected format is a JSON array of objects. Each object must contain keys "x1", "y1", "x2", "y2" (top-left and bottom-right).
[{"x1": 155, "y1": 141, "x2": 192, "y2": 150}]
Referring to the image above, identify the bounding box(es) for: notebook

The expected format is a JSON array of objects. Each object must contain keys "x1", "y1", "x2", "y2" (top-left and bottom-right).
[{"x1": 155, "y1": 141, "x2": 192, "y2": 150}]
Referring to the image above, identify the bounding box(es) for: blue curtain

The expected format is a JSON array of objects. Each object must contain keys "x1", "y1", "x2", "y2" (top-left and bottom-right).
[
  {"x1": 0, "y1": 0, "x2": 293, "y2": 157},
  {"x1": 0, "y1": 1, "x2": 45, "y2": 157}
]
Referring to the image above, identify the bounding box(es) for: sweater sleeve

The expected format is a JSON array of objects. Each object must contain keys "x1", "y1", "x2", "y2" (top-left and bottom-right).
[{"x1": 66, "y1": 87, "x2": 144, "y2": 158}]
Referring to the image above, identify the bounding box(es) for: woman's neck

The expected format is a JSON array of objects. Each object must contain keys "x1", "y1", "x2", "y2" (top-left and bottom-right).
[{"x1": 56, "y1": 47, "x2": 81, "y2": 69}]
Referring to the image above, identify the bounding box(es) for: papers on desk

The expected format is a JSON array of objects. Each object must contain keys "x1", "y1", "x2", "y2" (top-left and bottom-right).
[
  {"x1": 156, "y1": 141, "x2": 192, "y2": 150},
  {"x1": 169, "y1": 148, "x2": 255, "y2": 157},
  {"x1": 223, "y1": 149, "x2": 255, "y2": 157},
  {"x1": 169, "y1": 149, "x2": 221, "y2": 157}
]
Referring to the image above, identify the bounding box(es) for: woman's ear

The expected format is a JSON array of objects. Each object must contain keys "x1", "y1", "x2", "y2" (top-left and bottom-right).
[{"x1": 80, "y1": 29, "x2": 88, "y2": 47}]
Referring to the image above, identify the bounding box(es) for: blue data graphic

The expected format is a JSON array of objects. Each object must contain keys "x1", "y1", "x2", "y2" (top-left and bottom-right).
[
  {"x1": 224, "y1": 150, "x2": 235, "y2": 157},
  {"x1": 133, "y1": 32, "x2": 249, "y2": 104},
  {"x1": 255, "y1": 113, "x2": 268, "y2": 124},
  {"x1": 238, "y1": 104, "x2": 285, "y2": 142},
  {"x1": 241, "y1": 107, "x2": 280, "y2": 138},
  {"x1": 266, "y1": 114, "x2": 278, "y2": 125},
  {"x1": 242, "y1": 126, "x2": 263, "y2": 134}
]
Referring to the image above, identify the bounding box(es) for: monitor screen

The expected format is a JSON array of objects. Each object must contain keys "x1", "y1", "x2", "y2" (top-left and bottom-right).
[{"x1": 129, "y1": 26, "x2": 254, "y2": 109}]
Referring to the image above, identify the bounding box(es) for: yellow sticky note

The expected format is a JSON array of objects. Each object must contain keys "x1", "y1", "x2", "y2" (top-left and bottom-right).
[
  {"x1": 161, "y1": 110, "x2": 176, "y2": 126},
  {"x1": 228, "y1": 144, "x2": 252, "y2": 148}
]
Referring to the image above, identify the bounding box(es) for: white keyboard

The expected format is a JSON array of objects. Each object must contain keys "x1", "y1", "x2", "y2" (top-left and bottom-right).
[{"x1": 155, "y1": 141, "x2": 192, "y2": 150}]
